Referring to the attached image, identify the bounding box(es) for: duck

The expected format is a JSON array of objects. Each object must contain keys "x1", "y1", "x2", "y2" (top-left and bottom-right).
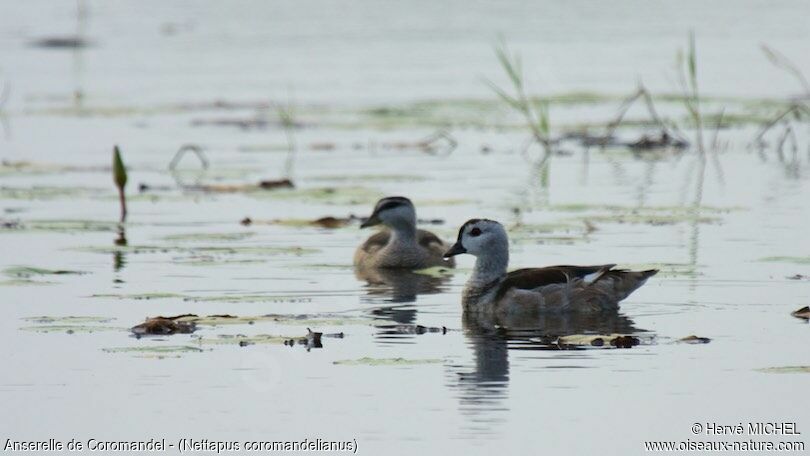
[
  {"x1": 443, "y1": 218, "x2": 657, "y2": 315},
  {"x1": 354, "y1": 196, "x2": 455, "y2": 270}
]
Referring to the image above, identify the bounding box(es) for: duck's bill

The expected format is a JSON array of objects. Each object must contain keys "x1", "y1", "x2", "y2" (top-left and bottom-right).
[
  {"x1": 443, "y1": 242, "x2": 466, "y2": 258},
  {"x1": 359, "y1": 214, "x2": 381, "y2": 228}
]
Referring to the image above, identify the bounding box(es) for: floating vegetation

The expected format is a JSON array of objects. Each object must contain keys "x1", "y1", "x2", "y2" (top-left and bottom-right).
[
  {"x1": 161, "y1": 232, "x2": 256, "y2": 242},
  {"x1": 237, "y1": 143, "x2": 295, "y2": 153},
  {"x1": 4, "y1": 266, "x2": 87, "y2": 281},
  {"x1": 306, "y1": 174, "x2": 427, "y2": 183},
  {"x1": 102, "y1": 345, "x2": 205, "y2": 359},
  {"x1": 533, "y1": 204, "x2": 737, "y2": 226},
  {"x1": 756, "y1": 366, "x2": 810, "y2": 374},
  {"x1": 174, "y1": 257, "x2": 267, "y2": 267},
  {"x1": 91, "y1": 292, "x2": 182, "y2": 300},
  {"x1": 582, "y1": 213, "x2": 721, "y2": 226},
  {"x1": 548, "y1": 203, "x2": 738, "y2": 214},
  {"x1": 161, "y1": 313, "x2": 370, "y2": 327},
  {"x1": 0, "y1": 160, "x2": 108, "y2": 177},
  {"x1": 19, "y1": 316, "x2": 122, "y2": 334},
  {"x1": 198, "y1": 334, "x2": 290, "y2": 346},
  {"x1": 508, "y1": 222, "x2": 590, "y2": 244},
  {"x1": 23, "y1": 316, "x2": 113, "y2": 324},
  {"x1": 333, "y1": 357, "x2": 443, "y2": 366},
  {"x1": 20, "y1": 324, "x2": 123, "y2": 334},
  {"x1": 91, "y1": 292, "x2": 315, "y2": 304},
  {"x1": 126, "y1": 314, "x2": 369, "y2": 344},
  {"x1": 0, "y1": 279, "x2": 54, "y2": 287},
  {"x1": 248, "y1": 186, "x2": 382, "y2": 205},
  {"x1": 72, "y1": 244, "x2": 317, "y2": 257},
  {"x1": 0, "y1": 186, "x2": 107, "y2": 201},
  {"x1": 259, "y1": 216, "x2": 358, "y2": 229},
  {"x1": 0, "y1": 219, "x2": 122, "y2": 234},
  {"x1": 677, "y1": 335, "x2": 712, "y2": 344},
  {"x1": 759, "y1": 256, "x2": 810, "y2": 265}
]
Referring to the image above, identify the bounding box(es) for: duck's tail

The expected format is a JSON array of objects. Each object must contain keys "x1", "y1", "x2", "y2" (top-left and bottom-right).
[{"x1": 591, "y1": 267, "x2": 658, "y2": 302}]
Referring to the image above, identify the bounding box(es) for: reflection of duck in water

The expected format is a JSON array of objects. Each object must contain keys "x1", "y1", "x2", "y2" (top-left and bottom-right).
[
  {"x1": 355, "y1": 267, "x2": 450, "y2": 303},
  {"x1": 355, "y1": 267, "x2": 451, "y2": 324},
  {"x1": 354, "y1": 196, "x2": 455, "y2": 269},
  {"x1": 444, "y1": 219, "x2": 657, "y2": 317},
  {"x1": 451, "y1": 305, "x2": 643, "y2": 419}
]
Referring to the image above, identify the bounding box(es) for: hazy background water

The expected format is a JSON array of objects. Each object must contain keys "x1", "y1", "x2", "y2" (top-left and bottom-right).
[{"x1": 1, "y1": 1, "x2": 809, "y2": 454}]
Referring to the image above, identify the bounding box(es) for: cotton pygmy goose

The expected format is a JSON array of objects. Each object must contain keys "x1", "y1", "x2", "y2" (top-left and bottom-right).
[
  {"x1": 444, "y1": 219, "x2": 657, "y2": 314},
  {"x1": 354, "y1": 196, "x2": 455, "y2": 269}
]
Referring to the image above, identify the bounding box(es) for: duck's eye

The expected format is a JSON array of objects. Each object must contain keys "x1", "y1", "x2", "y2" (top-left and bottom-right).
[{"x1": 470, "y1": 227, "x2": 482, "y2": 237}]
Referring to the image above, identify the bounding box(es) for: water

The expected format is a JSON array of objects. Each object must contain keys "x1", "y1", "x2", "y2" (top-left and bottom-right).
[{"x1": 1, "y1": 1, "x2": 809, "y2": 454}]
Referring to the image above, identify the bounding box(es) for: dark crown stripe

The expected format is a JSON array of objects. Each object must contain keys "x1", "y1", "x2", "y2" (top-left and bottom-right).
[
  {"x1": 457, "y1": 218, "x2": 485, "y2": 242},
  {"x1": 374, "y1": 196, "x2": 412, "y2": 212}
]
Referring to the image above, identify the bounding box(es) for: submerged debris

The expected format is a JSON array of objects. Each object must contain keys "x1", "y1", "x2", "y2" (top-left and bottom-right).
[
  {"x1": 678, "y1": 335, "x2": 712, "y2": 344},
  {"x1": 309, "y1": 142, "x2": 336, "y2": 151},
  {"x1": 791, "y1": 306, "x2": 810, "y2": 320},
  {"x1": 283, "y1": 328, "x2": 325, "y2": 351},
  {"x1": 627, "y1": 132, "x2": 689, "y2": 150},
  {"x1": 376, "y1": 324, "x2": 447, "y2": 335},
  {"x1": 310, "y1": 216, "x2": 352, "y2": 229},
  {"x1": 531, "y1": 333, "x2": 644, "y2": 349},
  {"x1": 241, "y1": 215, "x2": 361, "y2": 229},
  {"x1": 30, "y1": 36, "x2": 91, "y2": 49},
  {"x1": 258, "y1": 179, "x2": 295, "y2": 190},
  {"x1": 610, "y1": 335, "x2": 640, "y2": 348},
  {"x1": 379, "y1": 130, "x2": 457, "y2": 156},
  {"x1": 131, "y1": 315, "x2": 197, "y2": 336}
]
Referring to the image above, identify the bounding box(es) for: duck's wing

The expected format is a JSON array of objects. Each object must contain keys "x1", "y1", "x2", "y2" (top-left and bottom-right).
[
  {"x1": 500, "y1": 265, "x2": 616, "y2": 292},
  {"x1": 494, "y1": 265, "x2": 658, "y2": 313},
  {"x1": 417, "y1": 229, "x2": 455, "y2": 267},
  {"x1": 359, "y1": 230, "x2": 391, "y2": 254},
  {"x1": 417, "y1": 229, "x2": 446, "y2": 249}
]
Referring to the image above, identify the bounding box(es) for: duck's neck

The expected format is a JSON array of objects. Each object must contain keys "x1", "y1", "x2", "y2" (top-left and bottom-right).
[
  {"x1": 386, "y1": 220, "x2": 418, "y2": 247},
  {"x1": 469, "y1": 250, "x2": 509, "y2": 288}
]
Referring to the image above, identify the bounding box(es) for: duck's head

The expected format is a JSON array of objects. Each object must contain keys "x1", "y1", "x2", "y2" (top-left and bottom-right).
[
  {"x1": 360, "y1": 196, "x2": 416, "y2": 229},
  {"x1": 444, "y1": 219, "x2": 508, "y2": 258}
]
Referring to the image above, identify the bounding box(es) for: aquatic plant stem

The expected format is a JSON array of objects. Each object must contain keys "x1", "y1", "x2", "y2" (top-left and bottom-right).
[
  {"x1": 117, "y1": 187, "x2": 127, "y2": 223},
  {"x1": 486, "y1": 39, "x2": 553, "y2": 165}
]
